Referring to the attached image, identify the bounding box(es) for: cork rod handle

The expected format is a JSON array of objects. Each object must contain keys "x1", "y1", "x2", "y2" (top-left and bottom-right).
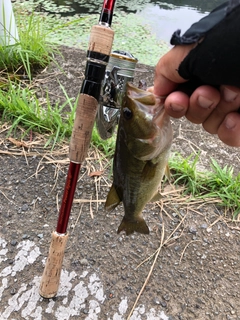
[
  {"x1": 39, "y1": 231, "x2": 68, "y2": 298},
  {"x1": 69, "y1": 94, "x2": 98, "y2": 163}
]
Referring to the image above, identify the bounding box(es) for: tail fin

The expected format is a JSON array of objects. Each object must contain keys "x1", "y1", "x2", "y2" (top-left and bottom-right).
[{"x1": 117, "y1": 216, "x2": 149, "y2": 235}]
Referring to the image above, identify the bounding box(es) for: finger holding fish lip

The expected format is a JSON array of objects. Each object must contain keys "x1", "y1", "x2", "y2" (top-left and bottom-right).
[
  {"x1": 147, "y1": 86, "x2": 168, "y2": 109},
  {"x1": 161, "y1": 85, "x2": 220, "y2": 121}
]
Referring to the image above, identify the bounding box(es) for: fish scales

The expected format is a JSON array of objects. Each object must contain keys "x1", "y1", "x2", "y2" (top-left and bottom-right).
[{"x1": 105, "y1": 82, "x2": 173, "y2": 235}]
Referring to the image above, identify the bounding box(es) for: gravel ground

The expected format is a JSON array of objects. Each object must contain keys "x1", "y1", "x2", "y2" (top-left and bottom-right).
[{"x1": 0, "y1": 46, "x2": 240, "y2": 320}]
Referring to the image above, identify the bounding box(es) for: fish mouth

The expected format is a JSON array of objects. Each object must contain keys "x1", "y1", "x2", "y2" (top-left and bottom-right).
[
  {"x1": 135, "y1": 92, "x2": 166, "y2": 122},
  {"x1": 127, "y1": 82, "x2": 166, "y2": 117},
  {"x1": 127, "y1": 83, "x2": 156, "y2": 109},
  {"x1": 152, "y1": 101, "x2": 169, "y2": 128},
  {"x1": 126, "y1": 81, "x2": 171, "y2": 137}
]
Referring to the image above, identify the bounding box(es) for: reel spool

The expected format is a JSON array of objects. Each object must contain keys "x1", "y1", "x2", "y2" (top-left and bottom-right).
[{"x1": 96, "y1": 50, "x2": 138, "y2": 140}]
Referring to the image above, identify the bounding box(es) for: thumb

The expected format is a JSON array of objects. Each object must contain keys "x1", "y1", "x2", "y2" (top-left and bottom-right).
[{"x1": 153, "y1": 45, "x2": 194, "y2": 96}]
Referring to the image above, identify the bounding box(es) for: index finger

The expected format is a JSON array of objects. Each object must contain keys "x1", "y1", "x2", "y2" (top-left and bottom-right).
[{"x1": 153, "y1": 45, "x2": 194, "y2": 96}]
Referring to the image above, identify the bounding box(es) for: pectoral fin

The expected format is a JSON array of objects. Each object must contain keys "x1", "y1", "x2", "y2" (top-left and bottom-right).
[
  {"x1": 165, "y1": 163, "x2": 171, "y2": 180},
  {"x1": 150, "y1": 192, "x2": 163, "y2": 202},
  {"x1": 105, "y1": 185, "x2": 121, "y2": 211}
]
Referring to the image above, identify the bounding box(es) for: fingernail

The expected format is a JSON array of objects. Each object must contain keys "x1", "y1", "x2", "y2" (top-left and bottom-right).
[
  {"x1": 197, "y1": 96, "x2": 213, "y2": 109},
  {"x1": 170, "y1": 103, "x2": 184, "y2": 112},
  {"x1": 225, "y1": 116, "x2": 236, "y2": 129},
  {"x1": 223, "y1": 87, "x2": 238, "y2": 102}
]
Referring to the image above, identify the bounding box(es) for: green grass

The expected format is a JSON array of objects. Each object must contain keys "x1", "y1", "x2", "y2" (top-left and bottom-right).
[
  {"x1": 13, "y1": 0, "x2": 85, "y2": 43},
  {"x1": 0, "y1": 14, "x2": 56, "y2": 80},
  {"x1": 0, "y1": 9, "x2": 83, "y2": 148},
  {"x1": 0, "y1": 81, "x2": 78, "y2": 147},
  {"x1": 91, "y1": 126, "x2": 116, "y2": 159},
  {"x1": 12, "y1": 0, "x2": 170, "y2": 66},
  {"x1": 204, "y1": 159, "x2": 240, "y2": 218},
  {"x1": 169, "y1": 153, "x2": 240, "y2": 218},
  {"x1": 1, "y1": 6, "x2": 87, "y2": 80},
  {"x1": 168, "y1": 152, "x2": 202, "y2": 195}
]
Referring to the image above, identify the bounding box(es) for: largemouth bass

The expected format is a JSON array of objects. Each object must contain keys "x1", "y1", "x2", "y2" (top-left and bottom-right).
[{"x1": 105, "y1": 82, "x2": 173, "y2": 235}]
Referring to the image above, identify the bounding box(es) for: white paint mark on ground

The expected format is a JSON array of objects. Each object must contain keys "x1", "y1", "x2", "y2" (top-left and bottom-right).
[
  {"x1": 0, "y1": 235, "x2": 170, "y2": 320},
  {"x1": 57, "y1": 270, "x2": 77, "y2": 297},
  {"x1": 0, "y1": 237, "x2": 8, "y2": 262},
  {"x1": 133, "y1": 307, "x2": 169, "y2": 320},
  {"x1": 3, "y1": 283, "x2": 28, "y2": 319},
  {"x1": 0, "y1": 277, "x2": 8, "y2": 301},
  {"x1": 0, "y1": 240, "x2": 41, "y2": 277},
  {"x1": 85, "y1": 300, "x2": 101, "y2": 320},
  {"x1": 88, "y1": 273, "x2": 105, "y2": 303},
  {"x1": 119, "y1": 297, "x2": 128, "y2": 315},
  {"x1": 146, "y1": 309, "x2": 170, "y2": 320},
  {"x1": 110, "y1": 298, "x2": 169, "y2": 320},
  {"x1": 55, "y1": 278, "x2": 88, "y2": 319},
  {"x1": 45, "y1": 299, "x2": 55, "y2": 314},
  {"x1": 21, "y1": 277, "x2": 43, "y2": 319}
]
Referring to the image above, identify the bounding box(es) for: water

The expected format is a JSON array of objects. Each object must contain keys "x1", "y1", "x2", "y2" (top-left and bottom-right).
[
  {"x1": 137, "y1": 4, "x2": 208, "y2": 42},
  {"x1": 50, "y1": 0, "x2": 225, "y2": 43}
]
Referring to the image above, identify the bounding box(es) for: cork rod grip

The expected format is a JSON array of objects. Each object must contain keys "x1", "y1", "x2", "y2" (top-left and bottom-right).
[
  {"x1": 39, "y1": 231, "x2": 68, "y2": 298},
  {"x1": 89, "y1": 25, "x2": 114, "y2": 55},
  {"x1": 69, "y1": 94, "x2": 98, "y2": 163},
  {"x1": 69, "y1": 26, "x2": 114, "y2": 164}
]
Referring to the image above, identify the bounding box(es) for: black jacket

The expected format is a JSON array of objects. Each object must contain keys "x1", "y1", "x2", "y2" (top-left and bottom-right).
[{"x1": 171, "y1": 0, "x2": 240, "y2": 87}]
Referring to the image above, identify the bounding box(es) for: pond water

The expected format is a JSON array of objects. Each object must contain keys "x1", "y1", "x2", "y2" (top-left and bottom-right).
[{"x1": 51, "y1": 0, "x2": 225, "y2": 42}]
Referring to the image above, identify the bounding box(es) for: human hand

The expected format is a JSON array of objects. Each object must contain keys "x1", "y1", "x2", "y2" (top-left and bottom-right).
[{"x1": 153, "y1": 45, "x2": 240, "y2": 147}]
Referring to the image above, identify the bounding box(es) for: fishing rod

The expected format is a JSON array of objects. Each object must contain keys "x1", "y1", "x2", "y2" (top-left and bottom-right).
[{"x1": 39, "y1": 0, "x2": 116, "y2": 298}]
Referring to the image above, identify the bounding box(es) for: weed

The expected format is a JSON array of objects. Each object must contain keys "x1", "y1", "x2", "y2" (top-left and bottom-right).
[
  {"x1": 0, "y1": 14, "x2": 56, "y2": 80},
  {"x1": 13, "y1": 0, "x2": 169, "y2": 66},
  {"x1": 169, "y1": 152, "x2": 203, "y2": 195},
  {"x1": 169, "y1": 153, "x2": 240, "y2": 218},
  {"x1": 0, "y1": 81, "x2": 77, "y2": 148},
  {"x1": 91, "y1": 125, "x2": 116, "y2": 159},
  {"x1": 204, "y1": 159, "x2": 240, "y2": 217}
]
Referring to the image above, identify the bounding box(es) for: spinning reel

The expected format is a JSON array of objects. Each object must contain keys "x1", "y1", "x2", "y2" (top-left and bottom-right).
[{"x1": 95, "y1": 50, "x2": 138, "y2": 139}]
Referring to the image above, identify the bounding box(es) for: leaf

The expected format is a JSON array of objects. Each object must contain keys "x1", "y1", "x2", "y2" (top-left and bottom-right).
[
  {"x1": 89, "y1": 170, "x2": 104, "y2": 177},
  {"x1": 8, "y1": 137, "x2": 28, "y2": 148}
]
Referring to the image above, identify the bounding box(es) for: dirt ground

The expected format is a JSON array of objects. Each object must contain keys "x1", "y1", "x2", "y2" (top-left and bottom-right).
[{"x1": 0, "y1": 46, "x2": 240, "y2": 320}]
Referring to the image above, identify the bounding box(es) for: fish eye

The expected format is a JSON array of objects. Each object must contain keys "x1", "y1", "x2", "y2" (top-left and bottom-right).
[{"x1": 123, "y1": 107, "x2": 133, "y2": 120}]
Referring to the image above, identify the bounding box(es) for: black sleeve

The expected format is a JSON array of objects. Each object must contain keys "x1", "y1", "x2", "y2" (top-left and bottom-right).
[{"x1": 170, "y1": 0, "x2": 240, "y2": 87}]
